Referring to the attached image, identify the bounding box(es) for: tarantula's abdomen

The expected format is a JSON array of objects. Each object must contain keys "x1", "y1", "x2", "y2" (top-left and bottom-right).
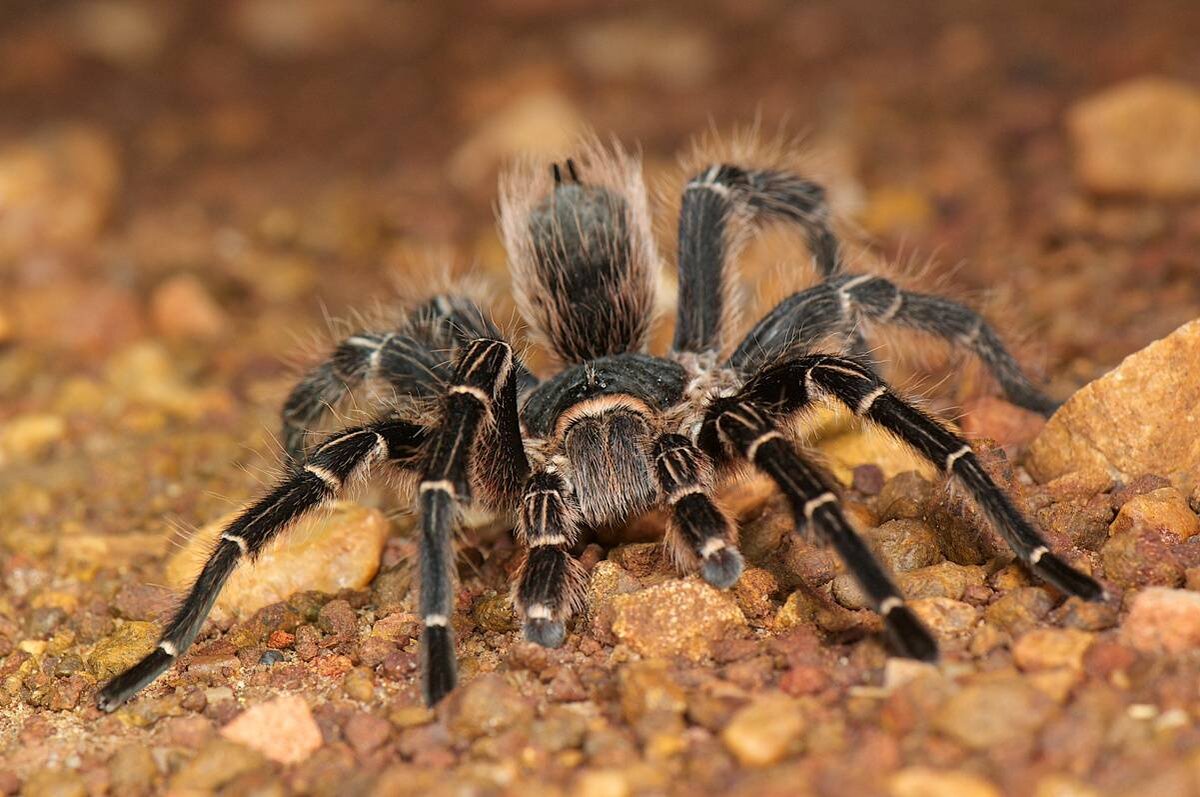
[{"x1": 500, "y1": 141, "x2": 660, "y2": 364}]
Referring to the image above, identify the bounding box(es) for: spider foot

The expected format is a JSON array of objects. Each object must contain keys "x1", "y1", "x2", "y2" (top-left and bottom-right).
[
  {"x1": 524, "y1": 617, "x2": 567, "y2": 648},
  {"x1": 700, "y1": 547, "x2": 744, "y2": 590}
]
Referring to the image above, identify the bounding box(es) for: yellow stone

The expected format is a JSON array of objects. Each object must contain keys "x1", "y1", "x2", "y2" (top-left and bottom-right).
[{"x1": 166, "y1": 501, "x2": 389, "y2": 621}]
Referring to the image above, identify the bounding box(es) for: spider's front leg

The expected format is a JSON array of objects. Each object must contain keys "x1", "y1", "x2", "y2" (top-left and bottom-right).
[
  {"x1": 700, "y1": 398, "x2": 937, "y2": 661},
  {"x1": 416, "y1": 337, "x2": 529, "y2": 705},
  {"x1": 512, "y1": 469, "x2": 588, "y2": 648},
  {"x1": 744, "y1": 355, "x2": 1103, "y2": 599},
  {"x1": 650, "y1": 434, "x2": 743, "y2": 588},
  {"x1": 96, "y1": 417, "x2": 426, "y2": 712}
]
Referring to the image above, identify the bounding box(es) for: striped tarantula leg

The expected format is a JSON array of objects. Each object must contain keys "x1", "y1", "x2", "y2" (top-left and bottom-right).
[
  {"x1": 674, "y1": 165, "x2": 843, "y2": 355},
  {"x1": 96, "y1": 419, "x2": 425, "y2": 712},
  {"x1": 703, "y1": 399, "x2": 936, "y2": 661},
  {"x1": 280, "y1": 331, "x2": 447, "y2": 459},
  {"x1": 513, "y1": 470, "x2": 587, "y2": 648},
  {"x1": 775, "y1": 355, "x2": 1102, "y2": 598},
  {"x1": 834, "y1": 275, "x2": 1060, "y2": 416},
  {"x1": 417, "y1": 338, "x2": 527, "y2": 706},
  {"x1": 651, "y1": 434, "x2": 743, "y2": 588}
]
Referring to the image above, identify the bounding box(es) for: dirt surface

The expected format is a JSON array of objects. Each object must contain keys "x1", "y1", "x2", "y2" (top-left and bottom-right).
[{"x1": 3, "y1": 1, "x2": 1200, "y2": 795}]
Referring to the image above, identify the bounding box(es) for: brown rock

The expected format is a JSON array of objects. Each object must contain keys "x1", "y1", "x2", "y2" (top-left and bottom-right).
[
  {"x1": 1101, "y1": 528, "x2": 1184, "y2": 589},
  {"x1": 169, "y1": 739, "x2": 264, "y2": 792},
  {"x1": 150, "y1": 274, "x2": 228, "y2": 339},
  {"x1": 960, "y1": 396, "x2": 1046, "y2": 447},
  {"x1": 17, "y1": 769, "x2": 87, "y2": 797},
  {"x1": 1028, "y1": 320, "x2": 1200, "y2": 490},
  {"x1": 610, "y1": 579, "x2": 745, "y2": 660},
  {"x1": 618, "y1": 659, "x2": 686, "y2": 724},
  {"x1": 0, "y1": 126, "x2": 120, "y2": 262},
  {"x1": 167, "y1": 502, "x2": 390, "y2": 622},
  {"x1": 444, "y1": 673, "x2": 533, "y2": 741},
  {"x1": 1110, "y1": 487, "x2": 1200, "y2": 540},
  {"x1": 876, "y1": 472, "x2": 934, "y2": 521},
  {"x1": 344, "y1": 712, "x2": 391, "y2": 756},
  {"x1": 898, "y1": 562, "x2": 987, "y2": 601},
  {"x1": 732, "y1": 567, "x2": 779, "y2": 619},
  {"x1": 868, "y1": 519, "x2": 943, "y2": 573},
  {"x1": 1121, "y1": 587, "x2": 1200, "y2": 654},
  {"x1": 1013, "y1": 628, "x2": 1095, "y2": 671},
  {"x1": 934, "y1": 678, "x2": 1053, "y2": 749},
  {"x1": 719, "y1": 694, "x2": 806, "y2": 767},
  {"x1": 890, "y1": 767, "x2": 1001, "y2": 797},
  {"x1": 983, "y1": 587, "x2": 1055, "y2": 634},
  {"x1": 220, "y1": 695, "x2": 323, "y2": 764},
  {"x1": 108, "y1": 744, "x2": 158, "y2": 796},
  {"x1": 1067, "y1": 78, "x2": 1200, "y2": 197},
  {"x1": 907, "y1": 597, "x2": 980, "y2": 639}
]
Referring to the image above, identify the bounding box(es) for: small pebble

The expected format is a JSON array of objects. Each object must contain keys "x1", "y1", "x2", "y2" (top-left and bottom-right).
[
  {"x1": 343, "y1": 666, "x2": 375, "y2": 701},
  {"x1": 1121, "y1": 587, "x2": 1200, "y2": 654},
  {"x1": 220, "y1": 695, "x2": 323, "y2": 765},
  {"x1": 890, "y1": 767, "x2": 1001, "y2": 797},
  {"x1": 16, "y1": 769, "x2": 87, "y2": 797},
  {"x1": 444, "y1": 673, "x2": 533, "y2": 742},
  {"x1": 1012, "y1": 628, "x2": 1095, "y2": 671},
  {"x1": 344, "y1": 712, "x2": 391, "y2": 756},
  {"x1": 934, "y1": 678, "x2": 1053, "y2": 749},
  {"x1": 1110, "y1": 486, "x2": 1200, "y2": 540},
  {"x1": 720, "y1": 694, "x2": 806, "y2": 767},
  {"x1": 610, "y1": 579, "x2": 745, "y2": 660},
  {"x1": 618, "y1": 659, "x2": 686, "y2": 724}
]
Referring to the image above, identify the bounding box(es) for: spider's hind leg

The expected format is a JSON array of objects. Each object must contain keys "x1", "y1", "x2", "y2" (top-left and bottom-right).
[
  {"x1": 673, "y1": 164, "x2": 845, "y2": 356},
  {"x1": 281, "y1": 295, "x2": 535, "y2": 460}
]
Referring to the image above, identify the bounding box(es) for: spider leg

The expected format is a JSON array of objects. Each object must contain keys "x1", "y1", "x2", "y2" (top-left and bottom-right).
[
  {"x1": 96, "y1": 417, "x2": 426, "y2": 712},
  {"x1": 650, "y1": 433, "x2": 743, "y2": 588},
  {"x1": 701, "y1": 399, "x2": 935, "y2": 660},
  {"x1": 417, "y1": 337, "x2": 529, "y2": 705},
  {"x1": 729, "y1": 275, "x2": 1060, "y2": 416},
  {"x1": 673, "y1": 165, "x2": 843, "y2": 355},
  {"x1": 743, "y1": 354, "x2": 1102, "y2": 598},
  {"x1": 281, "y1": 331, "x2": 447, "y2": 458},
  {"x1": 512, "y1": 470, "x2": 588, "y2": 648},
  {"x1": 281, "y1": 295, "x2": 536, "y2": 459}
]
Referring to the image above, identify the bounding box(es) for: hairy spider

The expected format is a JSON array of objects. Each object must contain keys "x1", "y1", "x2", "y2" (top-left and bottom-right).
[{"x1": 98, "y1": 137, "x2": 1103, "y2": 711}]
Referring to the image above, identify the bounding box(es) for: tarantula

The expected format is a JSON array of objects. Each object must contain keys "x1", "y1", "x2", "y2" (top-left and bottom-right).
[{"x1": 98, "y1": 137, "x2": 1102, "y2": 711}]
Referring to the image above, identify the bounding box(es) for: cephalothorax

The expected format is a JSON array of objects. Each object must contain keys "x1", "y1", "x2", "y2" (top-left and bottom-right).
[{"x1": 98, "y1": 137, "x2": 1102, "y2": 711}]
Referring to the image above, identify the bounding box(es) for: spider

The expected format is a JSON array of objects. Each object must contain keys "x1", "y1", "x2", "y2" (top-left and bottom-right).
[{"x1": 97, "y1": 137, "x2": 1102, "y2": 711}]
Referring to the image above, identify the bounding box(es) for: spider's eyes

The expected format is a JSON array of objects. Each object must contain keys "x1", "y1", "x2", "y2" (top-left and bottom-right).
[{"x1": 550, "y1": 158, "x2": 582, "y2": 185}]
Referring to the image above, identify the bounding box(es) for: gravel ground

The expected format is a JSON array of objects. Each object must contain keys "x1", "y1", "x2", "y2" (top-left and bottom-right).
[{"x1": 3, "y1": 2, "x2": 1200, "y2": 795}]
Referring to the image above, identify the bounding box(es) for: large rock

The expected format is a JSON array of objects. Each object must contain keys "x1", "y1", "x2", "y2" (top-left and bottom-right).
[
  {"x1": 1067, "y1": 77, "x2": 1200, "y2": 197},
  {"x1": 1028, "y1": 320, "x2": 1200, "y2": 491},
  {"x1": 166, "y1": 501, "x2": 390, "y2": 621}
]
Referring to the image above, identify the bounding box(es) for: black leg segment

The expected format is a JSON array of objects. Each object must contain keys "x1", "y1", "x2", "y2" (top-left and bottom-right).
[
  {"x1": 752, "y1": 354, "x2": 1102, "y2": 599},
  {"x1": 96, "y1": 418, "x2": 426, "y2": 712},
  {"x1": 701, "y1": 398, "x2": 936, "y2": 661}
]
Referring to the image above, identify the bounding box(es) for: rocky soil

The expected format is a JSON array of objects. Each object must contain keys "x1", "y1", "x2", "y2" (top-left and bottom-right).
[{"x1": 3, "y1": 1, "x2": 1200, "y2": 795}]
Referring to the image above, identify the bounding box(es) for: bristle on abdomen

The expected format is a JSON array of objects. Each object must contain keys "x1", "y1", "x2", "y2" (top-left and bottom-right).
[{"x1": 500, "y1": 138, "x2": 660, "y2": 364}]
